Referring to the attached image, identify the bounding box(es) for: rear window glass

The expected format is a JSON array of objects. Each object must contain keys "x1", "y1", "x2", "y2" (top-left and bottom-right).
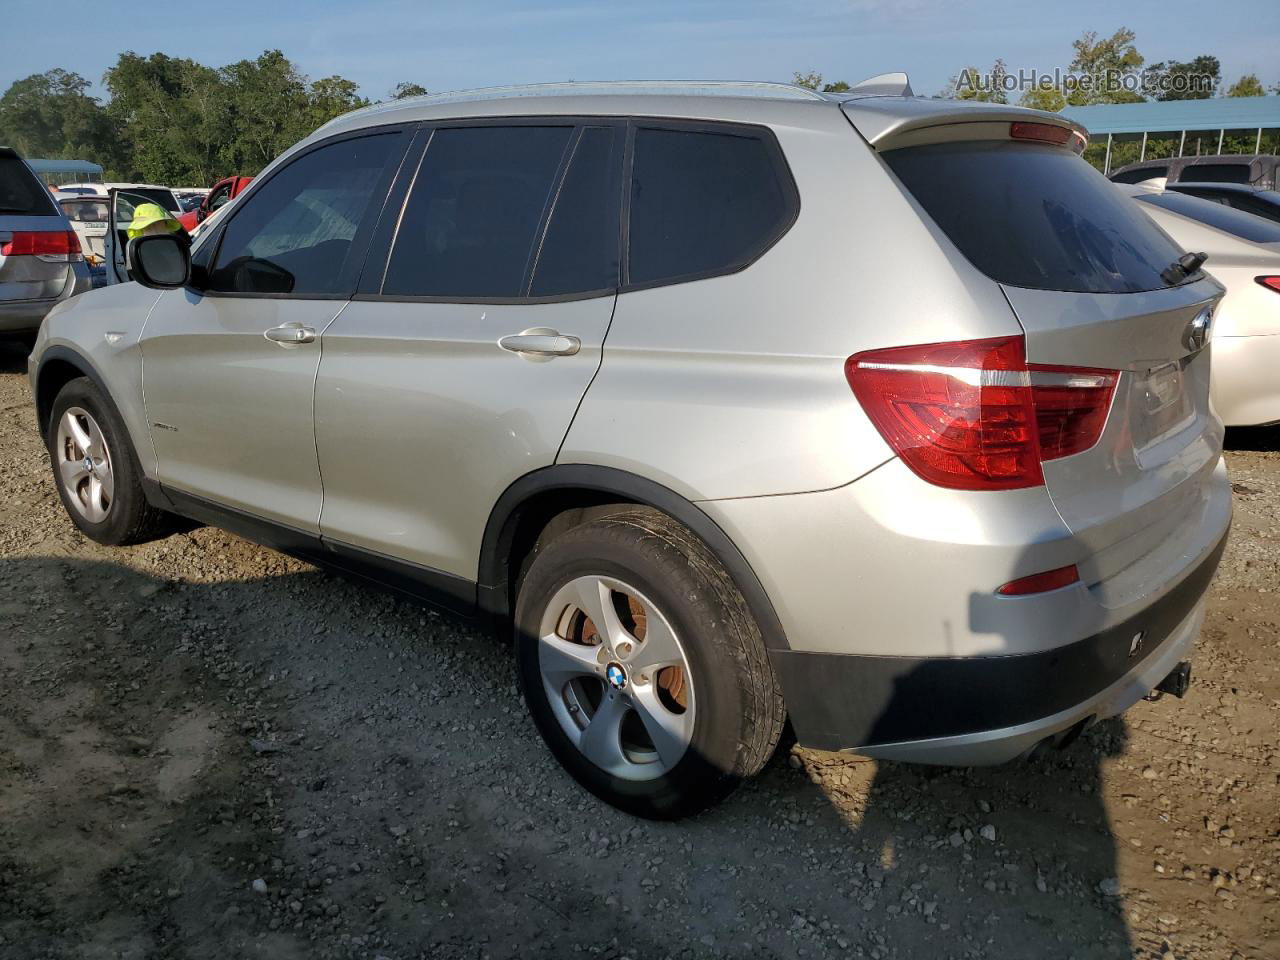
[
  {"x1": 1174, "y1": 163, "x2": 1252, "y2": 185},
  {"x1": 0, "y1": 154, "x2": 58, "y2": 216},
  {"x1": 1137, "y1": 191, "x2": 1280, "y2": 244},
  {"x1": 884, "y1": 141, "x2": 1189, "y2": 293}
]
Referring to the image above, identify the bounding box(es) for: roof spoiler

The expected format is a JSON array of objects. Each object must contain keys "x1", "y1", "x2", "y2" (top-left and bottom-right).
[{"x1": 832, "y1": 72, "x2": 914, "y2": 100}]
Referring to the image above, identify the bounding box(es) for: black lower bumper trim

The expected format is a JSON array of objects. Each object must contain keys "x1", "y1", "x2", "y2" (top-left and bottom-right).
[{"x1": 773, "y1": 531, "x2": 1227, "y2": 753}]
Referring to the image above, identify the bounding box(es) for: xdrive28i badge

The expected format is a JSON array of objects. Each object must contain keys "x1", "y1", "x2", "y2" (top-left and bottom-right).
[{"x1": 1182, "y1": 306, "x2": 1213, "y2": 353}]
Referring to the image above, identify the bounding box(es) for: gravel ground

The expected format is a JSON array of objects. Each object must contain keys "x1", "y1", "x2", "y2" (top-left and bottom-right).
[{"x1": 0, "y1": 336, "x2": 1276, "y2": 960}]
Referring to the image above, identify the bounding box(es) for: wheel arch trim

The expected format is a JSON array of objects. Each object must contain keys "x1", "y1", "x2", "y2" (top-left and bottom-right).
[
  {"x1": 33, "y1": 344, "x2": 155, "y2": 486},
  {"x1": 478, "y1": 464, "x2": 791, "y2": 651},
  {"x1": 33, "y1": 344, "x2": 112, "y2": 436}
]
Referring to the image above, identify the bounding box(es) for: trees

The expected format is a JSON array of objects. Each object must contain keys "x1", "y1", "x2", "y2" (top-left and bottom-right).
[
  {"x1": 1226, "y1": 74, "x2": 1266, "y2": 98},
  {"x1": 0, "y1": 69, "x2": 118, "y2": 170},
  {"x1": 1, "y1": 51, "x2": 371, "y2": 183},
  {"x1": 792, "y1": 71, "x2": 851, "y2": 93},
  {"x1": 105, "y1": 53, "x2": 232, "y2": 184},
  {"x1": 1147, "y1": 55, "x2": 1219, "y2": 100},
  {"x1": 1066, "y1": 27, "x2": 1145, "y2": 105},
  {"x1": 947, "y1": 60, "x2": 1009, "y2": 103},
  {"x1": 391, "y1": 82, "x2": 429, "y2": 100}
]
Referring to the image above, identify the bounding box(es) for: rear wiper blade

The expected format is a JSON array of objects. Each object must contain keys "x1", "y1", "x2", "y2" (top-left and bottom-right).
[{"x1": 1161, "y1": 251, "x2": 1208, "y2": 285}]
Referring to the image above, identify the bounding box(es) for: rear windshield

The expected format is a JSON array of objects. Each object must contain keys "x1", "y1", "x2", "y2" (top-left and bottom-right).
[
  {"x1": 61, "y1": 199, "x2": 108, "y2": 222},
  {"x1": 884, "y1": 141, "x2": 1190, "y2": 293},
  {"x1": 0, "y1": 153, "x2": 59, "y2": 216},
  {"x1": 1137, "y1": 191, "x2": 1280, "y2": 244},
  {"x1": 1174, "y1": 162, "x2": 1252, "y2": 185}
]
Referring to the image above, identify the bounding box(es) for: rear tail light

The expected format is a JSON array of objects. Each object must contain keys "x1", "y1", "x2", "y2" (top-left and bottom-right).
[
  {"x1": 0, "y1": 230, "x2": 83, "y2": 262},
  {"x1": 997, "y1": 565, "x2": 1080, "y2": 596},
  {"x1": 1256, "y1": 276, "x2": 1280, "y2": 294},
  {"x1": 845, "y1": 336, "x2": 1117, "y2": 491}
]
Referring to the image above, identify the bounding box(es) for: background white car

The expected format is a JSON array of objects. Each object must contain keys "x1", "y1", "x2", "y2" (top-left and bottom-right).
[
  {"x1": 54, "y1": 193, "x2": 109, "y2": 286},
  {"x1": 1123, "y1": 182, "x2": 1280, "y2": 427}
]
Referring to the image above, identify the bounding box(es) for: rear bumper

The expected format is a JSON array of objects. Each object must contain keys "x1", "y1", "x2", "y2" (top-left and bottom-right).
[
  {"x1": 769, "y1": 529, "x2": 1224, "y2": 761},
  {"x1": 0, "y1": 298, "x2": 58, "y2": 334},
  {"x1": 0, "y1": 264, "x2": 91, "y2": 333}
]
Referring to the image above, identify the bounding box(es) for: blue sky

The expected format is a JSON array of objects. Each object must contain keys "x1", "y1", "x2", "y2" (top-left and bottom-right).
[{"x1": 2, "y1": 0, "x2": 1274, "y2": 102}]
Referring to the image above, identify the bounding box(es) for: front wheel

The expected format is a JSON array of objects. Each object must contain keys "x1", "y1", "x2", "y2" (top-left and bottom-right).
[
  {"x1": 515, "y1": 507, "x2": 785, "y2": 819},
  {"x1": 47, "y1": 377, "x2": 172, "y2": 545}
]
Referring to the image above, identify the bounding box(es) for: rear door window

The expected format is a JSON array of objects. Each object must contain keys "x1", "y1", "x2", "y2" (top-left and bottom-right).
[
  {"x1": 627, "y1": 124, "x2": 797, "y2": 287},
  {"x1": 529, "y1": 125, "x2": 623, "y2": 297},
  {"x1": 0, "y1": 153, "x2": 58, "y2": 216},
  {"x1": 884, "y1": 141, "x2": 1190, "y2": 293},
  {"x1": 382, "y1": 125, "x2": 574, "y2": 299},
  {"x1": 1137, "y1": 191, "x2": 1280, "y2": 244}
]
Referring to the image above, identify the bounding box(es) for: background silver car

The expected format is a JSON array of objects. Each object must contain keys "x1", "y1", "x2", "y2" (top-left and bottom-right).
[
  {"x1": 27, "y1": 79, "x2": 1231, "y2": 817},
  {"x1": 0, "y1": 147, "x2": 91, "y2": 338},
  {"x1": 1122, "y1": 182, "x2": 1280, "y2": 426}
]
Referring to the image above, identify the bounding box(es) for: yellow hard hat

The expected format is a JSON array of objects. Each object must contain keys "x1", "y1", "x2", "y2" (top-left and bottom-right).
[{"x1": 126, "y1": 203, "x2": 182, "y2": 239}]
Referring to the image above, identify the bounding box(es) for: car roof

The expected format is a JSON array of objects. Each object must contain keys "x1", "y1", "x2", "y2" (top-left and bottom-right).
[{"x1": 310, "y1": 77, "x2": 1078, "y2": 148}]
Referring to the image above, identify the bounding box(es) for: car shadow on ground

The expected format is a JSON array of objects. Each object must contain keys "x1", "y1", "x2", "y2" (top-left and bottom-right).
[
  {"x1": 0, "y1": 336, "x2": 32, "y2": 375},
  {"x1": 0, "y1": 550, "x2": 1136, "y2": 959},
  {"x1": 1224, "y1": 425, "x2": 1280, "y2": 453}
]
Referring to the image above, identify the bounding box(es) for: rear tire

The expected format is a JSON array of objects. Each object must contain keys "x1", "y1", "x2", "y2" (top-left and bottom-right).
[
  {"x1": 47, "y1": 377, "x2": 172, "y2": 545},
  {"x1": 515, "y1": 507, "x2": 785, "y2": 819}
]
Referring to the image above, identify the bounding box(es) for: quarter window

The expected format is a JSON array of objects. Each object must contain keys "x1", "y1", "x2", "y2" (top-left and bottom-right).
[
  {"x1": 382, "y1": 125, "x2": 575, "y2": 299},
  {"x1": 208, "y1": 133, "x2": 398, "y2": 296},
  {"x1": 627, "y1": 125, "x2": 795, "y2": 287}
]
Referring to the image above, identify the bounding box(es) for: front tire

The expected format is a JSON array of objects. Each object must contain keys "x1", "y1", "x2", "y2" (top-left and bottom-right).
[
  {"x1": 47, "y1": 377, "x2": 171, "y2": 545},
  {"x1": 515, "y1": 507, "x2": 785, "y2": 819}
]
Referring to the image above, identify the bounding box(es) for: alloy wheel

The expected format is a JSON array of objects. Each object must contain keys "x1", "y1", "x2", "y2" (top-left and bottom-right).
[
  {"x1": 55, "y1": 407, "x2": 114, "y2": 523},
  {"x1": 537, "y1": 575, "x2": 695, "y2": 780}
]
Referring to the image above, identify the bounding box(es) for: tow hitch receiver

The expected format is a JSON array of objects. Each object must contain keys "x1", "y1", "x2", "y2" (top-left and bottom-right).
[{"x1": 1148, "y1": 661, "x2": 1192, "y2": 701}]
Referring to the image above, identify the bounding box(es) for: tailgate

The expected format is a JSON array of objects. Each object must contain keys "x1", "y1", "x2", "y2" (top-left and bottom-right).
[
  {"x1": 875, "y1": 121, "x2": 1227, "y2": 594},
  {"x1": 1003, "y1": 279, "x2": 1222, "y2": 563}
]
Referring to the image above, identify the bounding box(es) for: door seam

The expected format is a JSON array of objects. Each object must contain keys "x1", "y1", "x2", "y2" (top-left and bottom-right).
[
  {"x1": 554, "y1": 291, "x2": 618, "y2": 463},
  {"x1": 311, "y1": 300, "x2": 352, "y2": 530}
]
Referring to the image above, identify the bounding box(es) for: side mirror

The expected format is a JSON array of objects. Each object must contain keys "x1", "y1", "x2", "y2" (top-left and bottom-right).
[{"x1": 126, "y1": 234, "x2": 190, "y2": 289}]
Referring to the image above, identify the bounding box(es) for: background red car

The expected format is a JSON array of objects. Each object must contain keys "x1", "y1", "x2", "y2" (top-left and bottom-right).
[{"x1": 177, "y1": 175, "x2": 252, "y2": 231}]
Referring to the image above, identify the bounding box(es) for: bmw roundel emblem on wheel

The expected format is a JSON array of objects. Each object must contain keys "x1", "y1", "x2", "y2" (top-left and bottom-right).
[{"x1": 605, "y1": 662, "x2": 627, "y2": 691}]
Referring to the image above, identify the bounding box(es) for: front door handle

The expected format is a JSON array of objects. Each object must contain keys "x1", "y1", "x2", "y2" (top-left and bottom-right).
[
  {"x1": 264, "y1": 323, "x2": 316, "y2": 345},
  {"x1": 498, "y1": 327, "x2": 581, "y2": 359}
]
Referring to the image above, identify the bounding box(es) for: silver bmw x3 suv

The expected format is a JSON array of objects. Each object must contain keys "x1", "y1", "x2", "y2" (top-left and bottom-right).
[{"x1": 28, "y1": 77, "x2": 1232, "y2": 818}]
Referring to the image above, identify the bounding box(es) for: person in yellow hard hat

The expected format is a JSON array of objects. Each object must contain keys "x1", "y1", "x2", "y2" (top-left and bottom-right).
[{"x1": 126, "y1": 202, "x2": 186, "y2": 240}]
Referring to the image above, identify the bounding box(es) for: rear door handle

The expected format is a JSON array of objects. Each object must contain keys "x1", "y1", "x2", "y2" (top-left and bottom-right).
[
  {"x1": 498, "y1": 328, "x2": 581, "y2": 358},
  {"x1": 264, "y1": 323, "x2": 316, "y2": 345}
]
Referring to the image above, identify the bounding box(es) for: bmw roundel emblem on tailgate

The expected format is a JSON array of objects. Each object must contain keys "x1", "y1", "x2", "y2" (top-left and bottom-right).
[{"x1": 1182, "y1": 306, "x2": 1212, "y2": 353}]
